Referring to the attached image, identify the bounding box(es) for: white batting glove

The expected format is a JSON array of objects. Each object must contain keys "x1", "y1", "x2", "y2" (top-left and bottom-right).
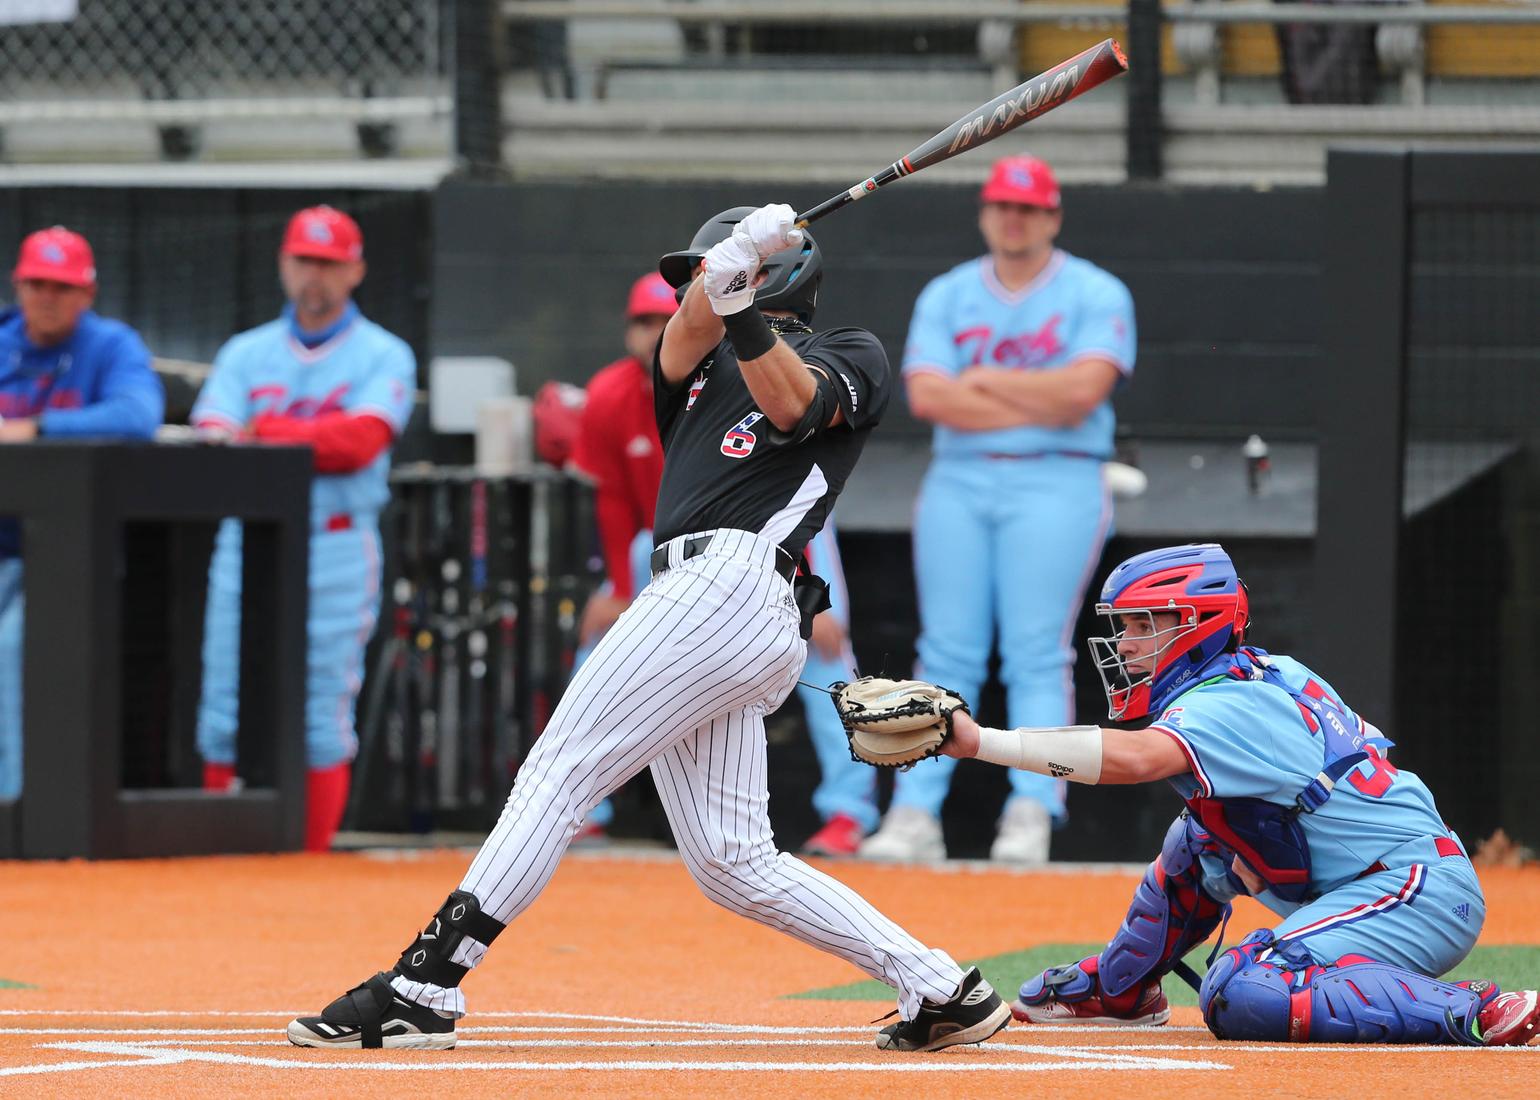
[
  {"x1": 734, "y1": 203, "x2": 804, "y2": 260},
  {"x1": 702, "y1": 234, "x2": 761, "y2": 316}
]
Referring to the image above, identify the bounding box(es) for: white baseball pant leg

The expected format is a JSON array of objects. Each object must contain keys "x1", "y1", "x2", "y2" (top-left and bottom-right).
[{"x1": 390, "y1": 529, "x2": 962, "y2": 1018}]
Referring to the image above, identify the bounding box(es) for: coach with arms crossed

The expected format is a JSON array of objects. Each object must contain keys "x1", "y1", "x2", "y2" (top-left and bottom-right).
[{"x1": 862, "y1": 154, "x2": 1135, "y2": 864}]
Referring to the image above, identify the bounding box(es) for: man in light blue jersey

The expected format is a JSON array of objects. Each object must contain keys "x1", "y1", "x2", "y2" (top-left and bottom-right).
[
  {"x1": 940, "y1": 543, "x2": 1539, "y2": 1046},
  {"x1": 863, "y1": 154, "x2": 1134, "y2": 864},
  {"x1": 193, "y1": 206, "x2": 416, "y2": 851},
  {"x1": 796, "y1": 517, "x2": 878, "y2": 857}
]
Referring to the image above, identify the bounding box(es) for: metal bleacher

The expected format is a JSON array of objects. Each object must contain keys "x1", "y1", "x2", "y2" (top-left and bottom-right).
[{"x1": 500, "y1": 1, "x2": 1540, "y2": 185}]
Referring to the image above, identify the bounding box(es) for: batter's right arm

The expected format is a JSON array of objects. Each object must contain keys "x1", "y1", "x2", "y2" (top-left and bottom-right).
[{"x1": 657, "y1": 276, "x2": 722, "y2": 385}]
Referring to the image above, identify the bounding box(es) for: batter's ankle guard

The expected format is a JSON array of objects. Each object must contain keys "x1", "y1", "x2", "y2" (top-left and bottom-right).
[{"x1": 395, "y1": 890, "x2": 506, "y2": 989}]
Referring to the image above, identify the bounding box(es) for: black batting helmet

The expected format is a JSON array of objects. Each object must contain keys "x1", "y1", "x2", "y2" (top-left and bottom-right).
[{"x1": 658, "y1": 206, "x2": 823, "y2": 322}]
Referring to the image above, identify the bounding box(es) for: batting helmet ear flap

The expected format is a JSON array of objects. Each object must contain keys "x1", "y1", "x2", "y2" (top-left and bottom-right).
[{"x1": 659, "y1": 205, "x2": 758, "y2": 288}]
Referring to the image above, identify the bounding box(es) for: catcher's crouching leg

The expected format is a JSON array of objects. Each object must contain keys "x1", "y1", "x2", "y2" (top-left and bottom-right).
[
  {"x1": 1014, "y1": 813, "x2": 1230, "y2": 1025},
  {"x1": 1199, "y1": 930, "x2": 1500, "y2": 1044}
]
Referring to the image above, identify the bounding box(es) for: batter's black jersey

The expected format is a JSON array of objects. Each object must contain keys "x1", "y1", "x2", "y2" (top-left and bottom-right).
[{"x1": 651, "y1": 327, "x2": 891, "y2": 558}]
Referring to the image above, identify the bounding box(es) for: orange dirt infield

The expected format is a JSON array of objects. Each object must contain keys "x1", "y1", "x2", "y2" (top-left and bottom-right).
[{"x1": 2, "y1": 849, "x2": 1537, "y2": 1098}]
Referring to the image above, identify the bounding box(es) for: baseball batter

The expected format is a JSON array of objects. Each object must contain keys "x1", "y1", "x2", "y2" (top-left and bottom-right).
[
  {"x1": 571, "y1": 274, "x2": 875, "y2": 854},
  {"x1": 0, "y1": 226, "x2": 164, "y2": 800},
  {"x1": 193, "y1": 206, "x2": 416, "y2": 852},
  {"x1": 864, "y1": 153, "x2": 1134, "y2": 863},
  {"x1": 288, "y1": 204, "x2": 1010, "y2": 1053},
  {"x1": 942, "y1": 542, "x2": 1539, "y2": 1046}
]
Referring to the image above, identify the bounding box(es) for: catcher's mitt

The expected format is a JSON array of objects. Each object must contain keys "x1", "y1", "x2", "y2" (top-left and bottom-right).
[{"x1": 830, "y1": 676, "x2": 970, "y2": 769}]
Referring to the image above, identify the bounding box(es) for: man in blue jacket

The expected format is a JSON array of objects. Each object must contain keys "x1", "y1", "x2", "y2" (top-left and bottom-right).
[{"x1": 0, "y1": 226, "x2": 164, "y2": 798}]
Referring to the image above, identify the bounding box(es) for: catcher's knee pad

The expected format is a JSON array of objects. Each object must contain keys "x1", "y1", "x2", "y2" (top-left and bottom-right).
[
  {"x1": 395, "y1": 890, "x2": 506, "y2": 989},
  {"x1": 1200, "y1": 929, "x2": 1494, "y2": 1045},
  {"x1": 1098, "y1": 813, "x2": 1230, "y2": 998}
]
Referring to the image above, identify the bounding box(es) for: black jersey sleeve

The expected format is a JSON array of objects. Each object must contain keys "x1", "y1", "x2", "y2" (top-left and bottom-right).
[{"x1": 799, "y1": 327, "x2": 892, "y2": 432}]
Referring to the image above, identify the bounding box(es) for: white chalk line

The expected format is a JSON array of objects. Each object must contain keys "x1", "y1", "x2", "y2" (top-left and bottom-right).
[
  {"x1": 2, "y1": 1011, "x2": 1533, "y2": 1078},
  {"x1": 0, "y1": 1040, "x2": 1224, "y2": 1077},
  {"x1": 3, "y1": 1027, "x2": 1535, "y2": 1053},
  {"x1": 0, "y1": 1009, "x2": 1218, "y2": 1033}
]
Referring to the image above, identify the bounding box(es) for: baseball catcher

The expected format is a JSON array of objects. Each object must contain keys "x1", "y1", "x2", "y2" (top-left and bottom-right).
[
  {"x1": 832, "y1": 677, "x2": 970, "y2": 769},
  {"x1": 941, "y1": 542, "x2": 1539, "y2": 1047}
]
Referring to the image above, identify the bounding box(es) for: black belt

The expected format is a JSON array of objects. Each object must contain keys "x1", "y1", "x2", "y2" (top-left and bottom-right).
[{"x1": 650, "y1": 534, "x2": 797, "y2": 582}]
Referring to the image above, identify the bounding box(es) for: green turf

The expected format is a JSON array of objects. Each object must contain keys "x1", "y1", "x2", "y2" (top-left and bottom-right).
[
  {"x1": 0, "y1": 979, "x2": 36, "y2": 990},
  {"x1": 788, "y1": 943, "x2": 1540, "y2": 1008}
]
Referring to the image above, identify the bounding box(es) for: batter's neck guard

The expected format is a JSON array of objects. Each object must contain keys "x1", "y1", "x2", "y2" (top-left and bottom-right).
[{"x1": 394, "y1": 890, "x2": 506, "y2": 989}]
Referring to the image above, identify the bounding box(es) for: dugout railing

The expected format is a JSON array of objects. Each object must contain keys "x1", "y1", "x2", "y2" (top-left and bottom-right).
[{"x1": 0, "y1": 443, "x2": 311, "y2": 860}]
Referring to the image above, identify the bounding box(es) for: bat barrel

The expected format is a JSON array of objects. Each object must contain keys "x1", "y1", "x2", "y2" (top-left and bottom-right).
[{"x1": 793, "y1": 39, "x2": 1126, "y2": 229}]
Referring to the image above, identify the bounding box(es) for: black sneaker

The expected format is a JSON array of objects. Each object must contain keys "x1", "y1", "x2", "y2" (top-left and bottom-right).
[
  {"x1": 287, "y1": 972, "x2": 457, "y2": 1050},
  {"x1": 875, "y1": 966, "x2": 1012, "y2": 1052}
]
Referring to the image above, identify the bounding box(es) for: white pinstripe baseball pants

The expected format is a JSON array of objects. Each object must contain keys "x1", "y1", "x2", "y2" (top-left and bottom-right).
[{"x1": 391, "y1": 528, "x2": 964, "y2": 1019}]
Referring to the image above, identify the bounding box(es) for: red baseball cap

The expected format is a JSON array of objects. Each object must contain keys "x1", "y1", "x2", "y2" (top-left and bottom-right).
[
  {"x1": 980, "y1": 155, "x2": 1061, "y2": 209},
  {"x1": 13, "y1": 226, "x2": 97, "y2": 287},
  {"x1": 625, "y1": 271, "x2": 678, "y2": 319},
  {"x1": 281, "y1": 205, "x2": 364, "y2": 262}
]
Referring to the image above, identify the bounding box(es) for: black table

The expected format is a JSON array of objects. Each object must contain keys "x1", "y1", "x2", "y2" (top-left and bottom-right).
[{"x1": 0, "y1": 442, "x2": 310, "y2": 859}]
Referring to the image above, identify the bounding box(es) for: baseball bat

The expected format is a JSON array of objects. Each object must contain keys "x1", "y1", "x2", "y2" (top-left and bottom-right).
[{"x1": 795, "y1": 38, "x2": 1127, "y2": 228}]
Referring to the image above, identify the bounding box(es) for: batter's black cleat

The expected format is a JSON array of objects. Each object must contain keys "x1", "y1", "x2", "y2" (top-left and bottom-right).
[
  {"x1": 287, "y1": 972, "x2": 457, "y2": 1050},
  {"x1": 874, "y1": 966, "x2": 1012, "y2": 1052}
]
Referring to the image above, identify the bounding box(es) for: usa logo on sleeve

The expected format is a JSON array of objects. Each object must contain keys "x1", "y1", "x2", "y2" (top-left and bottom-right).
[{"x1": 720, "y1": 411, "x2": 763, "y2": 459}]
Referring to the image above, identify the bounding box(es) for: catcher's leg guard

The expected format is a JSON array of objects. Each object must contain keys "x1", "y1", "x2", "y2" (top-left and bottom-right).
[
  {"x1": 394, "y1": 890, "x2": 507, "y2": 989},
  {"x1": 1018, "y1": 814, "x2": 1229, "y2": 1018},
  {"x1": 1199, "y1": 929, "x2": 1498, "y2": 1044}
]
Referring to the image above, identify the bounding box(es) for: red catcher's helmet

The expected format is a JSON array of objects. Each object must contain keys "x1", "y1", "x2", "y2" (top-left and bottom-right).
[
  {"x1": 1088, "y1": 543, "x2": 1250, "y2": 721},
  {"x1": 532, "y1": 381, "x2": 586, "y2": 468}
]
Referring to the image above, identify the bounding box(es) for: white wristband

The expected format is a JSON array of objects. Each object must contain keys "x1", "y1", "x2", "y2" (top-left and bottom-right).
[{"x1": 974, "y1": 725, "x2": 1103, "y2": 784}]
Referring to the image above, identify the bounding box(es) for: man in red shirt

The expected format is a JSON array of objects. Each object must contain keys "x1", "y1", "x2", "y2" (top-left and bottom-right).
[
  {"x1": 565, "y1": 272, "x2": 676, "y2": 840},
  {"x1": 571, "y1": 272, "x2": 673, "y2": 632}
]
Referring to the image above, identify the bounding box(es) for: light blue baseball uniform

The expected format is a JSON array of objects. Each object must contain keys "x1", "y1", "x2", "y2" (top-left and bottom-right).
[
  {"x1": 1153, "y1": 654, "x2": 1483, "y2": 977},
  {"x1": 795, "y1": 517, "x2": 877, "y2": 831},
  {"x1": 193, "y1": 303, "x2": 416, "y2": 770},
  {"x1": 897, "y1": 251, "x2": 1135, "y2": 821}
]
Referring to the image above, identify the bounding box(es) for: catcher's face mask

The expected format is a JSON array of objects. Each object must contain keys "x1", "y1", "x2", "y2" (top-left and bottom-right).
[{"x1": 1088, "y1": 608, "x2": 1194, "y2": 721}]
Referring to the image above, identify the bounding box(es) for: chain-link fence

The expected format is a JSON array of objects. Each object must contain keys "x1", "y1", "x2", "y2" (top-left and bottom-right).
[
  {"x1": 0, "y1": 0, "x2": 448, "y2": 160},
  {"x1": 3, "y1": 2, "x2": 1537, "y2": 177},
  {"x1": 0, "y1": 184, "x2": 433, "y2": 371}
]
